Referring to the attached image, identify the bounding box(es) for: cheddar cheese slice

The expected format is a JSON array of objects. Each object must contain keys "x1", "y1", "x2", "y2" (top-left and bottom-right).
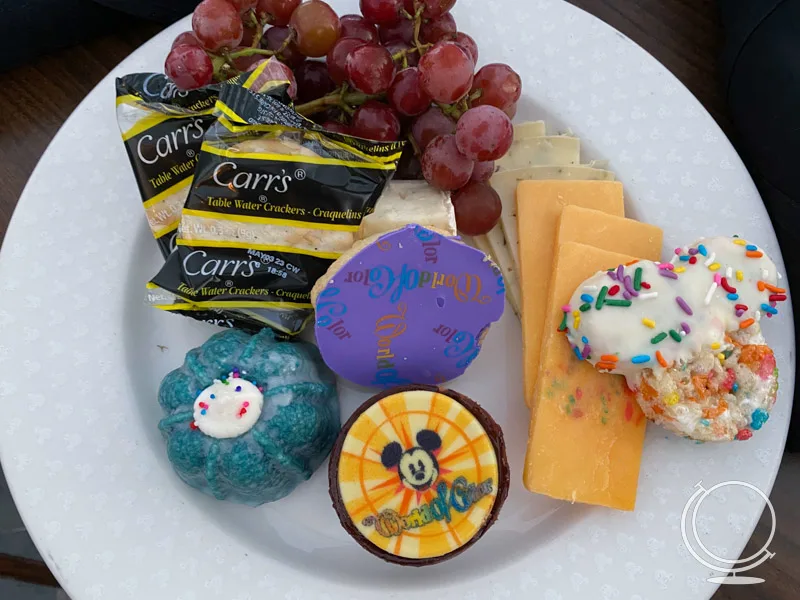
[
  {"x1": 523, "y1": 242, "x2": 646, "y2": 511},
  {"x1": 517, "y1": 180, "x2": 625, "y2": 405}
]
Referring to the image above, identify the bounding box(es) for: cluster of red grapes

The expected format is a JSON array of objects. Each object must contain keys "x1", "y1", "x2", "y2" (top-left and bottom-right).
[{"x1": 165, "y1": 0, "x2": 522, "y2": 235}]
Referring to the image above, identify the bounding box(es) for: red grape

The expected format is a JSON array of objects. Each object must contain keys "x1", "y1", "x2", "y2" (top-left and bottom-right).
[
  {"x1": 420, "y1": 13, "x2": 456, "y2": 44},
  {"x1": 455, "y1": 105, "x2": 513, "y2": 161},
  {"x1": 385, "y1": 41, "x2": 419, "y2": 68},
  {"x1": 418, "y1": 42, "x2": 473, "y2": 103},
  {"x1": 257, "y1": 0, "x2": 301, "y2": 26},
  {"x1": 232, "y1": 48, "x2": 265, "y2": 72},
  {"x1": 403, "y1": 0, "x2": 417, "y2": 13},
  {"x1": 229, "y1": 0, "x2": 259, "y2": 12},
  {"x1": 340, "y1": 14, "x2": 379, "y2": 42},
  {"x1": 503, "y1": 103, "x2": 517, "y2": 119},
  {"x1": 326, "y1": 37, "x2": 366, "y2": 85},
  {"x1": 192, "y1": 0, "x2": 245, "y2": 51},
  {"x1": 263, "y1": 26, "x2": 305, "y2": 67},
  {"x1": 165, "y1": 45, "x2": 214, "y2": 89},
  {"x1": 454, "y1": 32, "x2": 478, "y2": 63},
  {"x1": 172, "y1": 31, "x2": 203, "y2": 49},
  {"x1": 241, "y1": 24, "x2": 258, "y2": 47},
  {"x1": 421, "y1": 134, "x2": 473, "y2": 190},
  {"x1": 351, "y1": 100, "x2": 402, "y2": 141},
  {"x1": 360, "y1": 0, "x2": 403, "y2": 26},
  {"x1": 470, "y1": 160, "x2": 495, "y2": 182},
  {"x1": 322, "y1": 120, "x2": 351, "y2": 134},
  {"x1": 294, "y1": 61, "x2": 335, "y2": 103},
  {"x1": 387, "y1": 67, "x2": 431, "y2": 116},
  {"x1": 471, "y1": 63, "x2": 522, "y2": 111},
  {"x1": 247, "y1": 57, "x2": 298, "y2": 98},
  {"x1": 451, "y1": 181, "x2": 502, "y2": 235},
  {"x1": 346, "y1": 44, "x2": 396, "y2": 94},
  {"x1": 421, "y1": 0, "x2": 457, "y2": 18},
  {"x1": 411, "y1": 105, "x2": 456, "y2": 149},
  {"x1": 379, "y1": 19, "x2": 414, "y2": 43},
  {"x1": 290, "y1": 0, "x2": 341, "y2": 57}
]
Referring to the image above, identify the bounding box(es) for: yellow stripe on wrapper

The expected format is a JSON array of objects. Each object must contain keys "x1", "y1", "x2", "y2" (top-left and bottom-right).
[{"x1": 336, "y1": 390, "x2": 499, "y2": 561}]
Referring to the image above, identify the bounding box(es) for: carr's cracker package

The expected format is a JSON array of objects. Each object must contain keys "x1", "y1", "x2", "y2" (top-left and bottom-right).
[
  {"x1": 115, "y1": 73, "x2": 219, "y2": 257},
  {"x1": 149, "y1": 62, "x2": 404, "y2": 336}
]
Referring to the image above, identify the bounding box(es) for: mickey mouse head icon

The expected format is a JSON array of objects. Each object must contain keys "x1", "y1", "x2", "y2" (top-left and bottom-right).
[{"x1": 381, "y1": 430, "x2": 442, "y2": 492}]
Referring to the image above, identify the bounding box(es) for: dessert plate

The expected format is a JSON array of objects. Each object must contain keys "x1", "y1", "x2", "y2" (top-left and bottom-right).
[{"x1": 0, "y1": 1, "x2": 793, "y2": 598}]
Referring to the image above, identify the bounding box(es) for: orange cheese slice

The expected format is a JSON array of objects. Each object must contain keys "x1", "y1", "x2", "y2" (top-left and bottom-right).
[
  {"x1": 523, "y1": 242, "x2": 647, "y2": 510},
  {"x1": 517, "y1": 180, "x2": 625, "y2": 406},
  {"x1": 556, "y1": 205, "x2": 664, "y2": 257}
]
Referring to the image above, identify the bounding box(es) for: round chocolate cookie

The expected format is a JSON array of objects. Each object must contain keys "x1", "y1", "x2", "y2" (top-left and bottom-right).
[{"x1": 328, "y1": 385, "x2": 509, "y2": 566}]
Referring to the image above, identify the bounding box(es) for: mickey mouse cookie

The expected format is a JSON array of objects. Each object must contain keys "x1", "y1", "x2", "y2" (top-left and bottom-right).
[
  {"x1": 311, "y1": 225, "x2": 505, "y2": 387},
  {"x1": 562, "y1": 236, "x2": 785, "y2": 441},
  {"x1": 328, "y1": 385, "x2": 509, "y2": 566}
]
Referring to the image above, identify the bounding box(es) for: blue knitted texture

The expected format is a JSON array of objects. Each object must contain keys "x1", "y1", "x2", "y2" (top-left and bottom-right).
[{"x1": 157, "y1": 329, "x2": 340, "y2": 506}]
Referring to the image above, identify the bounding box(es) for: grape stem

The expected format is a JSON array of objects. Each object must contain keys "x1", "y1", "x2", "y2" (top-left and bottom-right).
[
  {"x1": 295, "y1": 89, "x2": 381, "y2": 116},
  {"x1": 437, "y1": 102, "x2": 464, "y2": 120},
  {"x1": 412, "y1": 5, "x2": 427, "y2": 55},
  {"x1": 407, "y1": 132, "x2": 422, "y2": 156},
  {"x1": 229, "y1": 29, "x2": 295, "y2": 60}
]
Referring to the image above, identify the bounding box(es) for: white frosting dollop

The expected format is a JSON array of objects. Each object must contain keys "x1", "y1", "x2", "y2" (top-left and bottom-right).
[
  {"x1": 193, "y1": 373, "x2": 264, "y2": 439},
  {"x1": 564, "y1": 236, "x2": 782, "y2": 385}
]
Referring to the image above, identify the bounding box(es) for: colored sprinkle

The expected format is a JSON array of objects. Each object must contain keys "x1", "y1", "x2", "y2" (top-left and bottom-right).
[
  {"x1": 625, "y1": 260, "x2": 640, "y2": 266},
  {"x1": 651, "y1": 332, "x2": 668, "y2": 344},
  {"x1": 714, "y1": 273, "x2": 722, "y2": 285},
  {"x1": 769, "y1": 294, "x2": 787, "y2": 302},
  {"x1": 751, "y1": 408, "x2": 769, "y2": 430},
  {"x1": 726, "y1": 267, "x2": 733, "y2": 279},
  {"x1": 762, "y1": 282, "x2": 786, "y2": 294},
  {"x1": 697, "y1": 244, "x2": 707, "y2": 256},
  {"x1": 600, "y1": 354, "x2": 619, "y2": 362},
  {"x1": 732, "y1": 382, "x2": 739, "y2": 392},
  {"x1": 674, "y1": 266, "x2": 686, "y2": 273},
  {"x1": 581, "y1": 345, "x2": 592, "y2": 359},
  {"x1": 235, "y1": 385, "x2": 242, "y2": 392},
  {"x1": 596, "y1": 286, "x2": 609, "y2": 309},
  {"x1": 642, "y1": 318, "x2": 656, "y2": 328},
  {"x1": 201, "y1": 409, "x2": 207, "y2": 415},
  {"x1": 656, "y1": 351, "x2": 669, "y2": 368},
  {"x1": 708, "y1": 263, "x2": 721, "y2": 271},
  {"x1": 641, "y1": 282, "x2": 651, "y2": 289},
  {"x1": 720, "y1": 277, "x2": 736, "y2": 293},
  {"x1": 664, "y1": 391, "x2": 680, "y2": 405},
  {"x1": 711, "y1": 342, "x2": 721, "y2": 350},
  {"x1": 717, "y1": 353, "x2": 726, "y2": 362},
  {"x1": 681, "y1": 322, "x2": 691, "y2": 334},
  {"x1": 688, "y1": 256, "x2": 698, "y2": 264},
  {"x1": 596, "y1": 362, "x2": 616, "y2": 371},
  {"x1": 633, "y1": 267, "x2": 643, "y2": 291},
  {"x1": 746, "y1": 244, "x2": 758, "y2": 251},
  {"x1": 688, "y1": 248, "x2": 699, "y2": 256},
  {"x1": 736, "y1": 428, "x2": 753, "y2": 441},
  {"x1": 198, "y1": 402, "x2": 209, "y2": 409},
  {"x1": 746, "y1": 250, "x2": 763, "y2": 258},
  {"x1": 735, "y1": 304, "x2": 749, "y2": 311},
  {"x1": 659, "y1": 269, "x2": 678, "y2": 280},
  {"x1": 607, "y1": 270, "x2": 617, "y2": 281},
  {"x1": 674, "y1": 247, "x2": 682, "y2": 255},
  {"x1": 700, "y1": 419, "x2": 710, "y2": 427},
  {"x1": 558, "y1": 311, "x2": 568, "y2": 332},
  {"x1": 210, "y1": 394, "x2": 215, "y2": 400},
  {"x1": 616, "y1": 264, "x2": 625, "y2": 281},
  {"x1": 623, "y1": 290, "x2": 632, "y2": 300},
  {"x1": 735, "y1": 309, "x2": 745, "y2": 317},
  {"x1": 761, "y1": 268, "x2": 769, "y2": 279},
  {"x1": 638, "y1": 292, "x2": 658, "y2": 300},
  {"x1": 704, "y1": 252, "x2": 716, "y2": 266},
  {"x1": 222, "y1": 378, "x2": 230, "y2": 385},
  {"x1": 605, "y1": 299, "x2": 633, "y2": 307},
  {"x1": 727, "y1": 293, "x2": 739, "y2": 301},
  {"x1": 733, "y1": 239, "x2": 747, "y2": 246},
  {"x1": 243, "y1": 401, "x2": 250, "y2": 407},
  {"x1": 573, "y1": 310, "x2": 581, "y2": 330},
  {"x1": 190, "y1": 422, "x2": 198, "y2": 430},
  {"x1": 704, "y1": 282, "x2": 717, "y2": 305},
  {"x1": 739, "y1": 318, "x2": 755, "y2": 329},
  {"x1": 580, "y1": 294, "x2": 594, "y2": 303},
  {"x1": 736, "y1": 270, "x2": 744, "y2": 281},
  {"x1": 631, "y1": 354, "x2": 650, "y2": 364},
  {"x1": 676, "y1": 296, "x2": 693, "y2": 315},
  {"x1": 581, "y1": 336, "x2": 588, "y2": 343},
  {"x1": 608, "y1": 285, "x2": 620, "y2": 296},
  {"x1": 761, "y1": 304, "x2": 777, "y2": 314},
  {"x1": 658, "y1": 262, "x2": 673, "y2": 270},
  {"x1": 257, "y1": 386, "x2": 263, "y2": 392},
  {"x1": 679, "y1": 255, "x2": 690, "y2": 262},
  {"x1": 573, "y1": 346, "x2": 583, "y2": 360},
  {"x1": 580, "y1": 303, "x2": 592, "y2": 312},
  {"x1": 562, "y1": 304, "x2": 572, "y2": 312},
  {"x1": 669, "y1": 329, "x2": 682, "y2": 342}
]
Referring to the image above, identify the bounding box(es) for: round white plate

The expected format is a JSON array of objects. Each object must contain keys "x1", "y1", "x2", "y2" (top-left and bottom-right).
[{"x1": 0, "y1": 1, "x2": 794, "y2": 599}]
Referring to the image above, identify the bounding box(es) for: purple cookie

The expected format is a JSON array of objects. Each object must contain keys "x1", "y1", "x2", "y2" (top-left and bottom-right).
[{"x1": 313, "y1": 225, "x2": 506, "y2": 387}]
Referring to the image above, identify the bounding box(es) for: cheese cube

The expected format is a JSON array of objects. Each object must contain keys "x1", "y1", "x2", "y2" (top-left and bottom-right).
[
  {"x1": 523, "y1": 242, "x2": 646, "y2": 511},
  {"x1": 517, "y1": 180, "x2": 625, "y2": 406}
]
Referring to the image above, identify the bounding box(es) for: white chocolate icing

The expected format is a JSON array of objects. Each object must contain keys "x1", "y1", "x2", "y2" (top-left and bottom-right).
[
  {"x1": 193, "y1": 373, "x2": 263, "y2": 439},
  {"x1": 564, "y1": 237, "x2": 784, "y2": 385}
]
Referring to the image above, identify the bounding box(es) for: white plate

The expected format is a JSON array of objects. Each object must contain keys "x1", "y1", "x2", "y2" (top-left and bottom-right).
[{"x1": 0, "y1": 1, "x2": 794, "y2": 599}]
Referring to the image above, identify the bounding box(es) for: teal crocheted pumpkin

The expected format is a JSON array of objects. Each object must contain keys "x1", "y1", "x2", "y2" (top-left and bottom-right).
[{"x1": 157, "y1": 328, "x2": 340, "y2": 506}]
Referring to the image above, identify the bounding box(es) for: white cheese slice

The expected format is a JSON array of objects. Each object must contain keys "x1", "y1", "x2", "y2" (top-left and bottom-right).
[
  {"x1": 496, "y1": 135, "x2": 581, "y2": 171},
  {"x1": 470, "y1": 234, "x2": 521, "y2": 317},
  {"x1": 513, "y1": 121, "x2": 546, "y2": 139},
  {"x1": 356, "y1": 180, "x2": 456, "y2": 240}
]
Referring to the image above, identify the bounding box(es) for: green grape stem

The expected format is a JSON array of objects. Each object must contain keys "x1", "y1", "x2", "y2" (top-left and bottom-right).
[{"x1": 295, "y1": 89, "x2": 381, "y2": 116}]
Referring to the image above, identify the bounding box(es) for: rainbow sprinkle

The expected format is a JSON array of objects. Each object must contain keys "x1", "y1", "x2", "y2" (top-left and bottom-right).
[
  {"x1": 651, "y1": 332, "x2": 667, "y2": 344},
  {"x1": 669, "y1": 329, "x2": 682, "y2": 342},
  {"x1": 631, "y1": 355, "x2": 650, "y2": 364},
  {"x1": 642, "y1": 318, "x2": 656, "y2": 328},
  {"x1": 676, "y1": 296, "x2": 693, "y2": 315}
]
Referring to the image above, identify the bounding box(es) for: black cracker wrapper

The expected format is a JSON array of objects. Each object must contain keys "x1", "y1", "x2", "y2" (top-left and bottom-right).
[{"x1": 148, "y1": 63, "x2": 405, "y2": 337}]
